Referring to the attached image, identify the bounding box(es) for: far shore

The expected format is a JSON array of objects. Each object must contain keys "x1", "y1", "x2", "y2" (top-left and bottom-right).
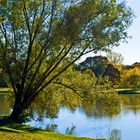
[
  {"x1": 115, "y1": 88, "x2": 140, "y2": 94},
  {"x1": 1, "y1": 87, "x2": 140, "y2": 94}
]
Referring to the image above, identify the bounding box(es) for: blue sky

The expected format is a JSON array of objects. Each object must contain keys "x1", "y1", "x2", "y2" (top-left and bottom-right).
[
  {"x1": 80, "y1": 0, "x2": 140, "y2": 65},
  {"x1": 113, "y1": 0, "x2": 140, "y2": 65}
]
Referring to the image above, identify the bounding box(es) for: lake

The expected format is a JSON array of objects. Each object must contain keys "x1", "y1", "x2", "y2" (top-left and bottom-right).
[
  {"x1": 0, "y1": 93, "x2": 10, "y2": 117},
  {"x1": 1, "y1": 93, "x2": 140, "y2": 140}
]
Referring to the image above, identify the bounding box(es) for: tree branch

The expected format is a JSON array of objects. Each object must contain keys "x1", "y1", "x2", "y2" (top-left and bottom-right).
[
  {"x1": 53, "y1": 82, "x2": 83, "y2": 98},
  {"x1": 32, "y1": 43, "x2": 74, "y2": 93},
  {"x1": 25, "y1": 0, "x2": 57, "y2": 85}
]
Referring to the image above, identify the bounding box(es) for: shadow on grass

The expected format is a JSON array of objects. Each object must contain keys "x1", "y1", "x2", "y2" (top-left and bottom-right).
[
  {"x1": 0, "y1": 118, "x2": 40, "y2": 133},
  {"x1": 11, "y1": 125, "x2": 40, "y2": 133},
  {"x1": 0, "y1": 118, "x2": 13, "y2": 126},
  {"x1": 0, "y1": 128, "x2": 20, "y2": 133}
]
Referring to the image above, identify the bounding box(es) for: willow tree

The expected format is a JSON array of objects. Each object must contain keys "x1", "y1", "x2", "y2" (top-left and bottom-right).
[{"x1": 0, "y1": 0, "x2": 133, "y2": 121}]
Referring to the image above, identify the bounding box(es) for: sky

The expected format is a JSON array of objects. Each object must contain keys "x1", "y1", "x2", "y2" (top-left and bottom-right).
[
  {"x1": 112, "y1": 0, "x2": 140, "y2": 65},
  {"x1": 80, "y1": 0, "x2": 140, "y2": 65}
]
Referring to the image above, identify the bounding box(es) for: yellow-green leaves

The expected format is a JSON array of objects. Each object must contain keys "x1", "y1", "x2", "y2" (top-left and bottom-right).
[
  {"x1": 0, "y1": 16, "x2": 4, "y2": 23},
  {"x1": 35, "y1": 17, "x2": 43, "y2": 26},
  {"x1": 0, "y1": 0, "x2": 134, "y2": 119}
]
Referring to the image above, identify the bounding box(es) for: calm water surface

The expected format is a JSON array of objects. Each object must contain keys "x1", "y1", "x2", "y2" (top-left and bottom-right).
[
  {"x1": 27, "y1": 94, "x2": 140, "y2": 140},
  {"x1": 0, "y1": 93, "x2": 10, "y2": 116},
  {"x1": 1, "y1": 93, "x2": 140, "y2": 140}
]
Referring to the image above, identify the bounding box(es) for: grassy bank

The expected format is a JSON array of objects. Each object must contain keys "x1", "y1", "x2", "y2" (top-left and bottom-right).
[
  {"x1": 0, "y1": 124, "x2": 105, "y2": 140},
  {"x1": 0, "y1": 88, "x2": 13, "y2": 93}
]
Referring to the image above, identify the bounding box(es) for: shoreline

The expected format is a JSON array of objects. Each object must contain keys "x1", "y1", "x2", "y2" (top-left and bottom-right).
[{"x1": 0, "y1": 123, "x2": 105, "y2": 140}]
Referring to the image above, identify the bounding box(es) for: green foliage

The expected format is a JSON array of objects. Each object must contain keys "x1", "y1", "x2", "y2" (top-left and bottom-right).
[
  {"x1": 103, "y1": 63, "x2": 121, "y2": 84},
  {"x1": 0, "y1": 75, "x2": 7, "y2": 87},
  {"x1": 106, "y1": 51, "x2": 124, "y2": 65},
  {"x1": 0, "y1": 0, "x2": 134, "y2": 119},
  {"x1": 76, "y1": 56, "x2": 108, "y2": 76},
  {"x1": 95, "y1": 76, "x2": 113, "y2": 90},
  {"x1": 120, "y1": 67, "x2": 140, "y2": 88},
  {"x1": 81, "y1": 91, "x2": 121, "y2": 117},
  {"x1": 25, "y1": 66, "x2": 121, "y2": 120},
  {"x1": 76, "y1": 56, "x2": 121, "y2": 84},
  {"x1": 28, "y1": 66, "x2": 97, "y2": 119},
  {"x1": 95, "y1": 93, "x2": 121, "y2": 117}
]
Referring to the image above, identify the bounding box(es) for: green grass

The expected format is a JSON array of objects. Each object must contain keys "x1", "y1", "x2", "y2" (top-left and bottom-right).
[
  {"x1": 0, "y1": 124, "x2": 105, "y2": 140},
  {"x1": 0, "y1": 88, "x2": 13, "y2": 94}
]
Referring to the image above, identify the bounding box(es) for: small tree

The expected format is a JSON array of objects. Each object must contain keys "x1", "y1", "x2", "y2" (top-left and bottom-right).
[
  {"x1": 106, "y1": 51, "x2": 124, "y2": 65},
  {"x1": 121, "y1": 68, "x2": 140, "y2": 88},
  {"x1": 0, "y1": 0, "x2": 133, "y2": 121}
]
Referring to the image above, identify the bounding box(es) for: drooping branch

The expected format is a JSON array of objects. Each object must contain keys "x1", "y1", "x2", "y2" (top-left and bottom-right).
[{"x1": 52, "y1": 82, "x2": 83, "y2": 98}]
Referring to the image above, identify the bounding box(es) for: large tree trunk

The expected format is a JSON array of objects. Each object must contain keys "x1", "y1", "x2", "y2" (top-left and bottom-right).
[
  {"x1": 8, "y1": 95, "x2": 24, "y2": 121},
  {"x1": 8, "y1": 91, "x2": 36, "y2": 122},
  {"x1": 9, "y1": 104, "x2": 23, "y2": 121}
]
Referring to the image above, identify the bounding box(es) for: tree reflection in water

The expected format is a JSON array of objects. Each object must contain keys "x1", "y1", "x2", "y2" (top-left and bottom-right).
[
  {"x1": 45, "y1": 124, "x2": 58, "y2": 132},
  {"x1": 43, "y1": 123, "x2": 77, "y2": 135},
  {"x1": 3, "y1": 92, "x2": 140, "y2": 140},
  {"x1": 65, "y1": 124, "x2": 76, "y2": 135},
  {"x1": 110, "y1": 129, "x2": 121, "y2": 140},
  {"x1": 121, "y1": 94, "x2": 140, "y2": 115},
  {"x1": 81, "y1": 93, "x2": 121, "y2": 118},
  {"x1": 10, "y1": 91, "x2": 140, "y2": 124}
]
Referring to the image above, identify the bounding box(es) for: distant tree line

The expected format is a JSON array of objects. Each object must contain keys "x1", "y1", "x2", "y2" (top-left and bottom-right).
[
  {"x1": 76, "y1": 55, "x2": 140, "y2": 89},
  {"x1": 76, "y1": 56, "x2": 120, "y2": 84}
]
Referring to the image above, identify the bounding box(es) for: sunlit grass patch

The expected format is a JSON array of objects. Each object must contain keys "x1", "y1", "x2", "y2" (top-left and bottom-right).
[
  {"x1": 0, "y1": 88, "x2": 13, "y2": 93},
  {"x1": 0, "y1": 124, "x2": 105, "y2": 140}
]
